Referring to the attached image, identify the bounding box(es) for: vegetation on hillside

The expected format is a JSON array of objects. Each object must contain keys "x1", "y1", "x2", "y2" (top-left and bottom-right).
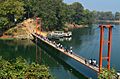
[
  {"x1": 0, "y1": 56, "x2": 52, "y2": 79},
  {"x1": 0, "y1": 0, "x2": 94, "y2": 31},
  {"x1": 0, "y1": 0, "x2": 120, "y2": 31},
  {"x1": 93, "y1": 11, "x2": 120, "y2": 21},
  {"x1": 0, "y1": 0, "x2": 25, "y2": 29}
]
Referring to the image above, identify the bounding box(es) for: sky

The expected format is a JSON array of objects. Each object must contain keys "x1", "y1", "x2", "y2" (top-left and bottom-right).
[{"x1": 63, "y1": 0, "x2": 120, "y2": 13}]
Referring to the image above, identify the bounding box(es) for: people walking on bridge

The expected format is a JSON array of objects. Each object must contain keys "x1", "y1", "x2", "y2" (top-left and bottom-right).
[
  {"x1": 85, "y1": 59, "x2": 88, "y2": 64},
  {"x1": 57, "y1": 43, "x2": 60, "y2": 48},
  {"x1": 64, "y1": 47, "x2": 69, "y2": 53},
  {"x1": 53, "y1": 41, "x2": 56, "y2": 45},
  {"x1": 70, "y1": 46, "x2": 73, "y2": 54},
  {"x1": 92, "y1": 59, "x2": 97, "y2": 66},
  {"x1": 88, "y1": 59, "x2": 92, "y2": 65},
  {"x1": 88, "y1": 59, "x2": 98, "y2": 67},
  {"x1": 56, "y1": 43, "x2": 59, "y2": 48},
  {"x1": 60, "y1": 44, "x2": 63, "y2": 49}
]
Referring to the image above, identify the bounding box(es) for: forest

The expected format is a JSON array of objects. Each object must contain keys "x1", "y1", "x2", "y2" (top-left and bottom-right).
[{"x1": 0, "y1": 0, "x2": 120, "y2": 31}]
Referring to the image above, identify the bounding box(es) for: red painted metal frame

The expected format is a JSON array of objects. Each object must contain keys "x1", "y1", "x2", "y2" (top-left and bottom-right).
[
  {"x1": 107, "y1": 25, "x2": 112, "y2": 70},
  {"x1": 99, "y1": 25, "x2": 104, "y2": 72},
  {"x1": 36, "y1": 17, "x2": 42, "y2": 34},
  {"x1": 35, "y1": 17, "x2": 41, "y2": 64},
  {"x1": 99, "y1": 25, "x2": 112, "y2": 73},
  {"x1": 36, "y1": 17, "x2": 39, "y2": 33}
]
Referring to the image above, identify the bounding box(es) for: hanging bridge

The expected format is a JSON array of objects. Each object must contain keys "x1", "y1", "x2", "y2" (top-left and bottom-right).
[
  {"x1": 32, "y1": 32, "x2": 99, "y2": 72},
  {"x1": 26, "y1": 18, "x2": 120, "y2": 79},
  {"x1": 31, "y1": 30, "x2": 120, "y2": 79}
]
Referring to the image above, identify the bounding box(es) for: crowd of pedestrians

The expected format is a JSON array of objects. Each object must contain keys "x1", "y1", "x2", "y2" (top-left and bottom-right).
[
  {"x1": 85, "y1": 58, "x2": 98, "y2": 67},
  {"x1": 36, "y1": 33, "x2": 73, "y2": 54},
  {"x1": 36, "y1": 33, "x2": 98, "y2": 68}
]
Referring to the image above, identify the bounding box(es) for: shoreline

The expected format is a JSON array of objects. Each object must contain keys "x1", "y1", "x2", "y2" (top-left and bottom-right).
[
  {"x1": 0, "y1": 35, "x2": 14, "y2": 40},
  {"x1": 0, "y1": 19, "x2": 89, "y2": 40},
  {"x1": 64, "y1": 23, "x2": 88, "y2": 31}
]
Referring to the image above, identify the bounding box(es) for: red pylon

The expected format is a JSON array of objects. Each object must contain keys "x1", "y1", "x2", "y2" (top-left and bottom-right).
[
  {"x1": 36, "y1": 17, "x2": 42, "y2": 34},
  {"x1": 99, "y1": 24, "x2": 112, "y2": 73}
]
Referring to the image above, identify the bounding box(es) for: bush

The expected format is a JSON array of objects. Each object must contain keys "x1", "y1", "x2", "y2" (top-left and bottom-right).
[
  {"x1": 0, "y1": 57, "x2": 51, "y2": 79},
  {"x1": 98, "y1": 68, "x2": 118, "y2": 79}
]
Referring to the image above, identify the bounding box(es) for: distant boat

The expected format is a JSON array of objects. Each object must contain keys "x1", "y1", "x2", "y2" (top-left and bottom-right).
[{"x1": 47, "y1": 31, "x2": 72, "y2": 39}]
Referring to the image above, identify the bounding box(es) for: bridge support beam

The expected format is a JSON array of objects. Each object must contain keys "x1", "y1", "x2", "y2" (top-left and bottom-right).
[
  {"x1": 99, "y1": 25, "x2": 113, "y2": 73},
  {"x1": 99, "y1": 25, "x2": 104, "y2": 72},
  {"x1": 36, "y1": 17, "x2": 42, "y2": 34},
  {"x1": 107, "y1": 25, "x2": 112, "y2": 70},
  {"x1": 36, "y1": 17, "x2": 39, "y2": 33}
]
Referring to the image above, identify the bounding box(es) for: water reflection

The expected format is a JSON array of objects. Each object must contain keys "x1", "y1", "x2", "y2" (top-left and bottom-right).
[
  {"x1": 59, "y1": 37, "x2": 72, "y2": 41},
  {"x1": 49, "y1": 37, "x2": 72, "y2": 42},
  {"x1": 36, "y1": 43, "x2": 87, "y2": 79},
  {"x1": 0, "y1": 39, "x2": 86, "y2": 79},
  {"x1": 2, "y1": 24, "x2": 120, "y2": 79}
]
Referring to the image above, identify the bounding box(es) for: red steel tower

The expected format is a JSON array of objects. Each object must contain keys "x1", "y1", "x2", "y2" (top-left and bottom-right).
[{"x1": 99, "y1": 24, "x2": 113, "y2": 73}]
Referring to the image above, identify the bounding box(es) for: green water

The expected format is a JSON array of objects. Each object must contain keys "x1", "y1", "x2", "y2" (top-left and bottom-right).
[
  {"x1": 0, "y1": 39, "x2": 86, "y2": 79},
  {"x1": 1, "y1": 24, "x2": 120, "y2": 79}
]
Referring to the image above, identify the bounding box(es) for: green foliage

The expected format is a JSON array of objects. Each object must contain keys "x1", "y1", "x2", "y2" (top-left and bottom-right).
[
  {"x1": 93, "y1": 11, "x2": 120, "y2": 21},
  {"x1": 0, "y1": 57, "x2": 51, "y2": 79},
  {"x1": 29, "y1": 0, "x2": 94, "y2": 30},
  {"x1": 115, "y1": 12, "x2": 120, "y2": 20},
  {"x1": 31, "y1": 0, "x2": 66, "y2": 30},
  {"x1": 82, "y1": 9, "x2": 94, "y2": 24},
  {"x1": 0, "y1": 17, "x2": 9, "y2": 28},
  {"x1": 0, "y1": 0, "x2": 25, "y2": 28},
  {"x1": 0, "y1": 0, "x2": 95, "y2": 31},
  {"x1": 66, "y1": 2, "x2": 84, "y2": 24},
  {"x1": 98, "y1": 68, "x2": 118, "y2": 79},
  {"x1": 94, "y1": 11, "x2": 114, "y2": 20},
  {"x1": 22, "y1": 0, "x2": 33, "y2": 18},
  {"x1": 63, "y1": 2, "x2": 94, "y2": 25}
]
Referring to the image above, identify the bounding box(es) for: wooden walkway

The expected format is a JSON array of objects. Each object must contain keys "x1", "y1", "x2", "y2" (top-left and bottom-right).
[{"x1": 32, "y1": 33, "x2": 99, "y2": 72}]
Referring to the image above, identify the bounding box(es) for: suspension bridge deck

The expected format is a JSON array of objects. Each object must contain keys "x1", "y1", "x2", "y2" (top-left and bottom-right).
[{"x1": 32, "y1": 33, "x2": 99, "y2": 72}]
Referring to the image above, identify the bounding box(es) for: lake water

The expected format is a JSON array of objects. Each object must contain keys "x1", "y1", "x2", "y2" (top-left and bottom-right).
[
  {"x1": 0, "y1": 24, "x2": 120, "y2": 79},
  {"x1": 0, "y1": 39, "x2": 86, "y2": 79}
]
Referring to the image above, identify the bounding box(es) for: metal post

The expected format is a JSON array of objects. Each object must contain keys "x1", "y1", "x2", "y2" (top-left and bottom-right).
[
  {"x1": 36, "y1": 17, "x2": 38, "y2": 33},
  {"x1": 35, "y1": 17, "x2": 39, "y2": 63},
  {"x1": 99, "y1": 25, "x2": 104, "y2": 73},
  {"x1": 39, "y1": 18, "x2": 42, "y2": 34},
  {"x1": 107, "y1": 25, "x2": 112, "y2": 70},
  {"x1": 39, "y1": 48, "x2": 42, "y2": 65},
  {"x1": 36, "y1": 36, "x2": 38, "y2": 64}
]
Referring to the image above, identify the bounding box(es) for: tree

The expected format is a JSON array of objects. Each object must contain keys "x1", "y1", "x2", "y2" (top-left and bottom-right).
[
  {"x1": 82, "y1": 9, "x2": 94, "y2": 24},
  {"x1": 0, "y1": 0, "x2": 25, "y2": 28},
  {"x1": 68, "y1": 2, "x2": 84, "y2": 24},
  {"x1": 0, "y1": 57, "x2": 52, "y2": 79},
  {"x1": 64, "y1": 2, "x2": 94, "y2": 25},
  {"x1": 95, "y1": 11, "x2": 114, "y2": 20},
  {"x1": 31, "y1": 0, "x2": 66, "y2": 30},
  {"x1": 115, "y1": 12, "x2": 120, "y2": 20},
  {"x1": 23, "y1": 0, "x2": 33, "y2": 19},
  {"x1": 0, "y1": 0, "x2": 97, "y2": 31}
]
